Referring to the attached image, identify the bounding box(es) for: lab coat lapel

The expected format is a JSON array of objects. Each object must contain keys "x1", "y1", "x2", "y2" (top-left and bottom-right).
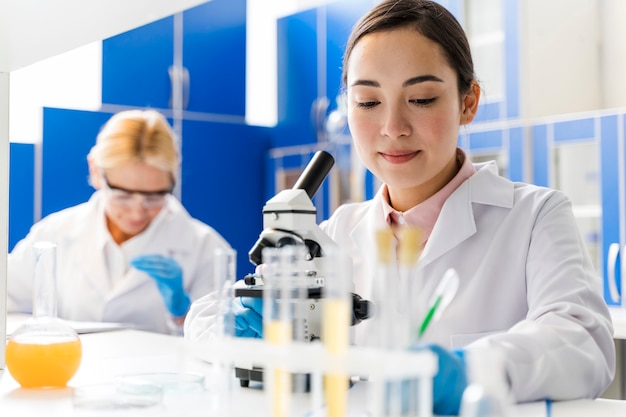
[
  {"x1": 419, "y1": 162, "x2": 514, "y2": 268},
  {"x1": 419, "y1": 180, "x2": 476, "y2": 268}
]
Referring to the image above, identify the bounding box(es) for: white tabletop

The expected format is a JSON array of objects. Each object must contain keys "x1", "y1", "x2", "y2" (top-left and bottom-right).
[{"x1": 1, "y1": 320, "x2": 625, "y2": 416}]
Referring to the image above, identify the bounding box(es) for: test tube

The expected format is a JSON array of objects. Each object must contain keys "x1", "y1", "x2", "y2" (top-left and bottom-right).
[
  {"x1": 397, "y1": 227, "x2": 423, "y2": 417},
  {"x1": 369, "y1": 228, "x2": 425, "y2": 417},
  {"x1": 262, "y1": 245, "x2": 308, "y2": 417},
  {"x1": 398, "y1": 227, "x2": 422, "y2": 346},
  {"x1": 210, "y1": 247, "x2": 237, "y2": 414},
  {"x1": 321, "y1": 247, "x2": 351, "y2": 417},
  {"x1": 366, "y1": 228, "x2": 398, "y2": 348}
]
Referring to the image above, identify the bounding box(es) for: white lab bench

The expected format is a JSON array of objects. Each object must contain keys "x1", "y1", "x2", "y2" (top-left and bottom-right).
[{"x1": 1, "y1": 315, "x2": 625, "y2": 417}]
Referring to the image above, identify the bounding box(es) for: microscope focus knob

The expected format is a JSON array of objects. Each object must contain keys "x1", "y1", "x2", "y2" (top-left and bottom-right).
[{"x1": 351, "y1": 293, "x2": 374, "y2": 325}]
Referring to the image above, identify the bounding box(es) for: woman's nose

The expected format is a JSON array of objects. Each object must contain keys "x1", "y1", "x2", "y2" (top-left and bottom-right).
[{"x1": 381, "y1": 105, "x2": 412, "y2": 139}]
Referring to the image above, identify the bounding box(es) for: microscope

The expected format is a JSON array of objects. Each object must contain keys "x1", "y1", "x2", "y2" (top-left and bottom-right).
[{"x1": 234, "y1": 150, "x2": 372, "y2": 388}]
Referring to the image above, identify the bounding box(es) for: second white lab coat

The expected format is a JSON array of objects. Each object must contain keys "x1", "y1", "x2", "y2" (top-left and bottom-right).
[
  {"x1": 8, "y1": 191, "x2": 232, "y2": 334},
  {"x1": 321, "y1": 161, "x2": 615, "y2": 403}
]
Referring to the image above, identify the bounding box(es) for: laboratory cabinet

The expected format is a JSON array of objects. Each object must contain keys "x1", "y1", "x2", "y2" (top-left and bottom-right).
[
  {"x1": 530, "y1": 112, "x2": 626, "y2": 307},
  {"x1": 102, "y1": 0, "x2": 246, "y2": 116},
  {"x1": 274, "y1": 0, "x2": 371, "y2": 150}
]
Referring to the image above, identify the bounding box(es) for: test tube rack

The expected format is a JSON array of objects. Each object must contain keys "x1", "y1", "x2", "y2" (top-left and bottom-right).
[{"x1": 190, "y1": 337, "x2": 437, "y2": 417}]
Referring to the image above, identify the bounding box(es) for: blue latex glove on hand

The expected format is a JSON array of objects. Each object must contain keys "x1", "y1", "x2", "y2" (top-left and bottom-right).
[
  {"x1": 388, "y1": 344, "x2": 467, "y2": 415},
  {"x1": 130, "y1": 254, "x2": 191, "y2": 317},
  {"x1": 231, "y1": 296, "x2": 263, "y2": 338},
  {"x1": 414, "y1": 344, "x2": 468, "y2": 416}
]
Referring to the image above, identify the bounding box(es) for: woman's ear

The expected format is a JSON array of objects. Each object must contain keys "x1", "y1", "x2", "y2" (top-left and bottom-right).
[
  {"x1": 87, "y1": 157, "x2": 101, "y2": 189},
  {"x1": 460, "y1": 82, "x2": 481, "y2": 125}
]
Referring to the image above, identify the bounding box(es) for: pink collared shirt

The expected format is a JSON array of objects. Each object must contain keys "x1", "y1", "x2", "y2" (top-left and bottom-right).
[{"x1": 381, "y1": 148, "x2": 476, "y2": 246}]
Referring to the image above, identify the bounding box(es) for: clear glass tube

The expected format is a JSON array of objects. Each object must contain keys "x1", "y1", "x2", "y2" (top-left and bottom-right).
[
  {"x1": 262, "y1": 245, "x2": 308, "y2": 417},
  {"x1": 209, "y1": 247, "x2": 237, "y2": 413},
  {"x1": 32, "y1": 241, "x2": 58, "y2": 318},
  {"x1": 321, "y1": 247, "x2": 351, "y2": 417},
  {"x1": 5, "y1": 241, "x2": 82, "y2": 389}
]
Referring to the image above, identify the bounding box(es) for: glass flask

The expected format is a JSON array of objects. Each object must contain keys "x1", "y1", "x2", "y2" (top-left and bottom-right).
[{"x1": 5, "y1": 241, "x2": 82, "y2": 388}]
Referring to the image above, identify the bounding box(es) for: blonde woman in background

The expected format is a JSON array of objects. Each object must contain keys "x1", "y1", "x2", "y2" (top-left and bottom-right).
[{"x1": 8, "y1": 109, "x2": 232, "y2": 335}]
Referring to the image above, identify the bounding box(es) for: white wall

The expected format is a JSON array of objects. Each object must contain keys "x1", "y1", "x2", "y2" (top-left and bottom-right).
[
  {"x1": 521, "y1": 0, "x2": 602, "y2": 118},
  {"x1": 9, "y1": 43, "x2": 102, "y2": 144},
  {"x1": 601, "y1": 0, "x2": 626, "y2": 109}
]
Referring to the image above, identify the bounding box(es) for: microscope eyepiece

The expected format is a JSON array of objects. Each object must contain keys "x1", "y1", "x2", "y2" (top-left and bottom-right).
[{"x1": 292, "y1": 150, "x2": 335, "y2": 199}]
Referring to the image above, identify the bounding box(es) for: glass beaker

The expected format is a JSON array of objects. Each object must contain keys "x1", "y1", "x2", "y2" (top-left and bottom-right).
[{"x1": 5, "y1": 241, "x2": 82, "y2": 388}]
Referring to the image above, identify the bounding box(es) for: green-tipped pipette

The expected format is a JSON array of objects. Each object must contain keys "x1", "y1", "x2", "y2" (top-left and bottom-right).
[{"x1": 417, "y1": 268, "x2": 460, "y2": 340}]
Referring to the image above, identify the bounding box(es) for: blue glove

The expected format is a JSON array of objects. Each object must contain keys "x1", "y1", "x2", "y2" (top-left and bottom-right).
[
  {"x1": 414, "y1": 344, "x2": 468, "y2": 416},
  {"x1": 231, "y1": 296, "x2": 263, "y2": 338},
  {"x1": 130, "y1": 254, "x2": 191, "y2": 317}
]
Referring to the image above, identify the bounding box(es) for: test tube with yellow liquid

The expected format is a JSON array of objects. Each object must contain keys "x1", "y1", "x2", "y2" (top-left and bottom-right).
[
  {"x1": 368, "y1": 228, "x2": 423, "y2": 416},
  {"x1": 262, "y1": 246, "x2": 307, "y2": 417},
  {"x1": 321, "y1": 248, "x2": 351, "y2": 417},
  {"x1": 5, "y1": 241, "x2": 82, "y2": 389}
]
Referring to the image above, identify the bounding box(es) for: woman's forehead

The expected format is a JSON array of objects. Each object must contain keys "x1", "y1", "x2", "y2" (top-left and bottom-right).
[{"x1": 346, "y1": 28, "x2": 454, "y2": 85}]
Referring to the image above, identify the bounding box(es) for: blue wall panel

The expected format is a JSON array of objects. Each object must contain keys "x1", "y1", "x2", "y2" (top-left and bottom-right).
[
  {"x1": 102, "y1": 17, "x2": 174, "y2": 108},
  {"x1": 325, "y1": 1, "x2": 371, "y2": 99},
  {"x1": 42, "y1": 108, "x2": 113, "y2": 217},
  {"x1": 504, "y1": 0, "x2": 520, "y2": 119},
  {"x1": 554, "y1": 118, "x2": 595, "y2": 142},
  {"x1": 474, "y1": 102, "x2": 500, "y2": 123},
  {"x1": 276, "y1": 9, "x2": 318, "y2": 148},
  {"x1": 182, "y1": 0, "x2": 246, "y2": 115},
  {"x1": 470, "y1": 130, "x2": 503, "y2": 151},
  {"x1": 600, "y1": 115, "x2": 620, "y2": 305},
  {"x1": 531, "y1": 124, "x2": 549, "y2": 186},
  {"x1": 508, "y1": 127, "x2": 524, "y2": 182},
  {"x1": 180, "y1": 119, "x2": 270, "y2": 278},
  {"x1": 9, "y1": 143, "x2": 35, "y2": 251}
]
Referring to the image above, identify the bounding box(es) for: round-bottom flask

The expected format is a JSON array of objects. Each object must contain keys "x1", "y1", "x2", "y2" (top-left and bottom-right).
[{"x1": 5, "y1": 241, "x2": 82, "y2": 389}]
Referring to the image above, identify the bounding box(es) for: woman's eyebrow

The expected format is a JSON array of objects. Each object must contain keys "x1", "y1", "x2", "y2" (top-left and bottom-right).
[
  {"x1": 403, "y1": 74, "x2": 444, "y2": 87},
  {"x1": 350, "y1": 79, "x2": 380, "y2": 88},
  {"x1": 350, "y1": 74, "x2": 444, "y2": 88}
]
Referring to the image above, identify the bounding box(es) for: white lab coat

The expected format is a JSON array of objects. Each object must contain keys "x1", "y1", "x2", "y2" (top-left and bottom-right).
[
  {"x1": 321, "y1": 161, "x2": 615, "y2": 403},
  {"x1": 8, "y1": 191, "x2": 232, "y2": 334}
]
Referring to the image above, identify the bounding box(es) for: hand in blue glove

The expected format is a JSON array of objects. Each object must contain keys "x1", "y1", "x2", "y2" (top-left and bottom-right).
[
  {"x1": 414, "y1": 344, "x2": 468, "y2": 416},
  {"x1": 387, "y1": 344, "x2": 467, "y2": 415},
  {"x1": 130, "y1": 254, "x2": 191, "y2": 317},
  {"x1": 231, "y1": 296, "x2": 263, "y2": 338}
]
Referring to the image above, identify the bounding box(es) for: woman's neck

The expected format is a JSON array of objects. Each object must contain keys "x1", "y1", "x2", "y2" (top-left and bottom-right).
[{"x1": 106, "y1": 217, "x2": 133, "y2": 245}]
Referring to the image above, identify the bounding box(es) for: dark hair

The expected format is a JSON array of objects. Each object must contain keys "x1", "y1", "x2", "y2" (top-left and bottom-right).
[{"x1": 342, "y1": 0, "x2": 475, "y2": 96}]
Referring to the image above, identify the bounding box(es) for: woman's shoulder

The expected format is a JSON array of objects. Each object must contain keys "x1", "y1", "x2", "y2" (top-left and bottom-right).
[
  {"x1": 321, "y1": 198, "x2": 377, "y2": 236},
  {"x1": 35, "y1": 199, "x2": 97, "y2": 228}
]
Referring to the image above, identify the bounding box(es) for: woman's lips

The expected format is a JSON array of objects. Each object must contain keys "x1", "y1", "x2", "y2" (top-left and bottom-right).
[{"x1": 381, "y1": 150, "x2": 419, "y2": 164}]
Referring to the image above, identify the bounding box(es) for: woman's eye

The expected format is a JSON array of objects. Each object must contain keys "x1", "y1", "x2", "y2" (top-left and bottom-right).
[
  {"x1": 355, "y1": 101, "x2": 379, "y2": 109},
  {"x1": 411, "y1": 97, "x2": 437, "y2": 106}
]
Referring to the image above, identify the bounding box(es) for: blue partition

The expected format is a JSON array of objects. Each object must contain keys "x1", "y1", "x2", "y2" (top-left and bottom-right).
[
  {"x1": 600, "y1": 115, "x2": 620, "y2": 305},
  {"x1": 9, "y1": 143, "x2": 35, "y2": 251},
  {"x1": 42, "y1": 108, "x2": 114, "y2": 217},
  {"x1": 102, "y1": 0, "x2": 247, "y2": 115},
  {"x1": 180, "y1": 120, "x2": 270, "y2": 278}
]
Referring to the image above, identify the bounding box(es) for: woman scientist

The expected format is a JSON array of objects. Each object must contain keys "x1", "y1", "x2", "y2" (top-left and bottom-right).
[
  {"x1": 185, "y1": 0, "x2": 615, "y2": 414},
  {"x1": 8, "y1": 109, "x2": 232, "y2": 335}
]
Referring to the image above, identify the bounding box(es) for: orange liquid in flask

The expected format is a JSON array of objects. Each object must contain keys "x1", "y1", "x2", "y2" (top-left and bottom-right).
[{"x1": 6, "y1": 332, "x2": 82, "y2": 388}]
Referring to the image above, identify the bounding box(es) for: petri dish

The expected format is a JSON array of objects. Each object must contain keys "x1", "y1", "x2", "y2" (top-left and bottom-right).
[
  {"x1": 116, "y1": 372, "x2": 206, "y2": 395},
  {"x1": 73, "y1": 380, "x2": 162, "y2": 410}
]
